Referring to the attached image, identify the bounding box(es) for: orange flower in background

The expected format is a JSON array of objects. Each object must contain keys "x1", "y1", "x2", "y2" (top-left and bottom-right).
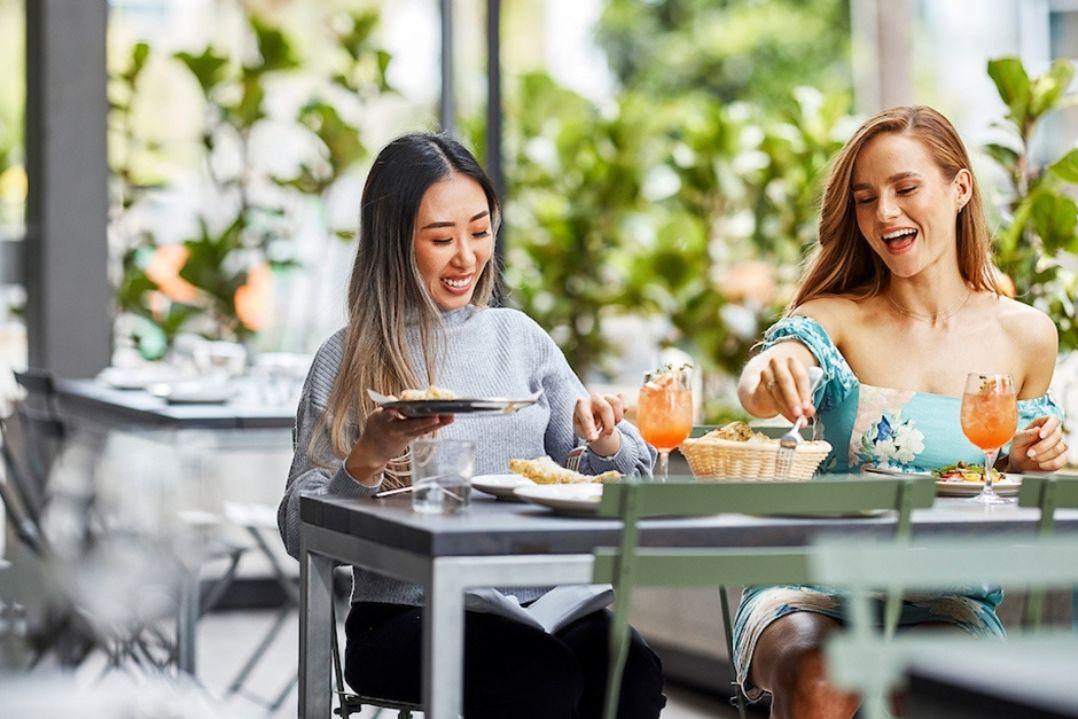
[
  {"x1": 235, "y1": 261, "x2": 273, "y2": 332},
  {"x1": 719, "y1": 261, "x2": 776, "y2": 305},
  {"x1": 146, "y1": 244, "x2": 199, "y2": 303}
]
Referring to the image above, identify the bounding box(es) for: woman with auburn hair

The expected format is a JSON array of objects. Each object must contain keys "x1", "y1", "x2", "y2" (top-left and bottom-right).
[
  {"x1": 734, "y1": 106, "x2": 1067, "y2": 718},
  {"x1": 278, "y1": 133, "x2": 664, "y2": 718}
]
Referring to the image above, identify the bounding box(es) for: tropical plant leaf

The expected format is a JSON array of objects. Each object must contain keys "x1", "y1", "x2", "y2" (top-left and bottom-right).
[
  {"x1": 174, "y1": 48, "x2": 230, "y2": 95},
  {"x1": 1048, "y1": 148, "x2": 1078, "y2": 185},
  {"x1": 1029, "y1": 58, "x2": 1075, "y2": 119},
  {"x1": 983, "y1": 142, "x2": 1020, "y2": 173},
  {"x1": 249, "y1": 16, "x2": 299, "y2": 73},
  {"x1": 987, "y1": 57, "x2": 1031, "y2": 129},
  {"x1": 1031, "y1": 192, "x2": 1078, "y2": 254}
]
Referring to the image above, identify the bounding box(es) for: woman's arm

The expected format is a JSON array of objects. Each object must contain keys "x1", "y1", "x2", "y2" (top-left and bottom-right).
[{"x1": 530, "y1": 325, "x2": 654, "y2": 476}]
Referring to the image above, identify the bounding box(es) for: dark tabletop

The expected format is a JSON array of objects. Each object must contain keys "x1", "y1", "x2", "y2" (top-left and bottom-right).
[
  {"x1": 300, "y1": 486, "x2": 1078, "y2": 558},
  {"x1": 55, "y1": 378, "x2": 296, "y2": 430}
]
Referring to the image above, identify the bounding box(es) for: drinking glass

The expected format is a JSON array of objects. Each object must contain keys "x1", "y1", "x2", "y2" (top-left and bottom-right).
[
  {"x1": 637, "y1": 365, "x2": 693, "y2": 481},
  {"x1": 960, "y1": 373, "x2": 1018, "y2": 505},
  {"x1": 411, "y1": 439, "x2": 475, "y2": 515}
]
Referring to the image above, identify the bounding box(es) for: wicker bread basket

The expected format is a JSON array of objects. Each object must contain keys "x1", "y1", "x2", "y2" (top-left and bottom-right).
[{"x1": 679, "y1": 436, "x2": 833, "y2": 481}]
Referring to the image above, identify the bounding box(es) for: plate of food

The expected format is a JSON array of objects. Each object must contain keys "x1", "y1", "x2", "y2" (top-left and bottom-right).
[
  {"x1": 508, "y1": 456, "x2": 621, "y2": 514},
  {"x1": 368, "y1": 387, "x2": 541, "y2": 418},
  {"x1": 931, "y1": 462, "x2": 1020, "y2": 496},
  {"x1": 471, "y1": 474, "x2": 535, "y2": 501}
]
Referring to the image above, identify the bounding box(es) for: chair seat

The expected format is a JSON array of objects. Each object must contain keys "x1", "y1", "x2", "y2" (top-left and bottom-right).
[{"x1": 337, "y1": 692, "x2": 421, "y2": 717}]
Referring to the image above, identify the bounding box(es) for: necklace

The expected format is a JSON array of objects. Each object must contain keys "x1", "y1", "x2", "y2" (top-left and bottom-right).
[{"x1": 886, "y1": 288, "x2": 972, "y2": 322}]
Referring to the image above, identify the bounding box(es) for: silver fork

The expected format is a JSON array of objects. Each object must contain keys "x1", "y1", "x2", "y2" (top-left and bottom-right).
[
  {"x1": 566, "y1": 446, "x2": 586, "y2": 472},
  {"x1": 774, "y1": 416, "x2": 807, "y2": 478},
  {"x1": 774, "y1": 367, "x2": 824, "y2": 479}
]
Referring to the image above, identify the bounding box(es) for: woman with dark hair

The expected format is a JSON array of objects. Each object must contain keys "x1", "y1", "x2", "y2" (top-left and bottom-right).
[
  {"x1": 278, "y1": 132, "x2": 665, "y2": 718},
  {"x1": 733, "y1": 105, "x2": 1067, "y2": 718}
]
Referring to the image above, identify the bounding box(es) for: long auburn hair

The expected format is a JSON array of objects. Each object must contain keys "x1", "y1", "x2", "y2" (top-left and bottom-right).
[
  {"x1": 792, "y1": 105, "x2": 1002, "y2": 310},
  {"x1": 316, "y1": 133, "x2": 501, "y2": 462}
]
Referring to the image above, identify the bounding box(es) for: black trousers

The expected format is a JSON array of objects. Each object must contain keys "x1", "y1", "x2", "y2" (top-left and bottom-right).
[{"x1": 344, "y1": 601, "x2": 666, "y2": 719}]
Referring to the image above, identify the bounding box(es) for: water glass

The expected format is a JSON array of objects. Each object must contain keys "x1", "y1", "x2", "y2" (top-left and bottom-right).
[{"x1": 411, "y1": 439, "x2": 475, "y2": 515}]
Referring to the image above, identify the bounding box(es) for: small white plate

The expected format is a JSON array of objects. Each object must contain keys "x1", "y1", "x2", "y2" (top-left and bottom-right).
[
  {"x1": 148, "y1": 382, "x2": 235, "y2": 405},
  {"x1": 471, "y1": 474, "x2": 535, "y2": 501},
  {"x1": 935, "y1": 475, "x2": 1021, "y2": 497},
  {"x1": 514, "y1": 484, "x2": 604, "y2": 514}
]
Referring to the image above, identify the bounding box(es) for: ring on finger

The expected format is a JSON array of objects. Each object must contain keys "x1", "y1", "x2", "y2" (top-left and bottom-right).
[{"x1": 765, "y1": 378, "x2": 778, "y2": 390}]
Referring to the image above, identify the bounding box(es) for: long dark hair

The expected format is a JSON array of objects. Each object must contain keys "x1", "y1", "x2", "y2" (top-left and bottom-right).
[{"x1": 319, "y1": 133, "x2": 501, "y2": 463}]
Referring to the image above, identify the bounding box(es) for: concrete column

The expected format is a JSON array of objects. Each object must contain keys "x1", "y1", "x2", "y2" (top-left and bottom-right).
[{"x1": 24, "y1": 0, "x2": 111, "y2": 377}]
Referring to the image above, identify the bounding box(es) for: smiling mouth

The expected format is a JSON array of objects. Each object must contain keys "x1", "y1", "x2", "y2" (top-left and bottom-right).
[
  {"x1": 440, "y1": 275, "x2": 474, "y2": 294},
  {"x1": 881, "y1": 228, "x2": 917, "y2": 254}
]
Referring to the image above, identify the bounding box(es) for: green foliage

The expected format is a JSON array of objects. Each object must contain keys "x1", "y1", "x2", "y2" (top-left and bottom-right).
[
  {"x1": 110, "y1": 4, "x2": 393, "y2": 355},
  {"x1": 502, "y1": 70, "x2": 849, "y2": 389},
  {"x1": 595, "y1": 0, "x2": 851, "y2": 109},
  {"x1": 984, "y1": 56, "x2": 1078, "y2": 348}
]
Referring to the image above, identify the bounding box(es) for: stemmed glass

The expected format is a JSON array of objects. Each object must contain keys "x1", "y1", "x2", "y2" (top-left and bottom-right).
[
  {"x1": 959, "y1": 373, "x2": 1018, "y2": 505},
  {"x1": 637, "y1": 365, "x2": 694, "y2": 481}
]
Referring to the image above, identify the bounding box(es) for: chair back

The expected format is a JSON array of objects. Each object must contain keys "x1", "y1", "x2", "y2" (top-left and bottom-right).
[
  {"x1": 591, "y1": 475, "x2": 935, "y2": 719},
  {"x1": 811, "y1": 535, "x2": 1078, "y2": 719},
  {"x1": 1017, "y1": 474, "x2": 1078, "y2": 626},
  {"x1": 8, "y1": 370, "x2": 66, "y2": 517}
]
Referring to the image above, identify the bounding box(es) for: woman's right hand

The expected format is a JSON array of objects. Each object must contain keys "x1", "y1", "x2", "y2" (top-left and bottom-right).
[
  {"x1": 742, "y1": 354, "x2": 817, "y2": 422},
  {"x1": 345, "y1": 408, "x2": 453, "y2": 485}
]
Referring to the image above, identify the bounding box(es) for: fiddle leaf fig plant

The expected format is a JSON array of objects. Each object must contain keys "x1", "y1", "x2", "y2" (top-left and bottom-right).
[{"x1": 985, "y1": 56, "x2": 1078, "y2": 348}]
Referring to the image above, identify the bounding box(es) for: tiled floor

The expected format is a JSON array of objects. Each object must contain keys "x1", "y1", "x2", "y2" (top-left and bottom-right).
[{"x1": 195, "y1": 609, "x2": 737, "y2": 718}]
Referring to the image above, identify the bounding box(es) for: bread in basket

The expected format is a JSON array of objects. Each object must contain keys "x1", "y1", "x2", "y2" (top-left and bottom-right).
[{"x1": 678, "y1": 422, "x2": 832, "y2": 481}]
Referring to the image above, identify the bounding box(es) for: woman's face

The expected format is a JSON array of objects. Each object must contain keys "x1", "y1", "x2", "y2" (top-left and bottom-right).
[
  {"x1": 413, "y1": 173, "x2": 494, "y2": 310},
  {"x1": 851, "y1": 132, "x2": 971, "y2": 279}
]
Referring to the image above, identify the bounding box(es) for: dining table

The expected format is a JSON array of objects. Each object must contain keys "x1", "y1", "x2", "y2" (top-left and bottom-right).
[
  {"x1": 298, "y1": 474, "x2": 1078, "y2": 719},
  {"x1": 53, "y1": 378, "x2": 296, "y2": 431},
  {"x1": 51, "y1": 377, "x2": 298, "y2": 675}
]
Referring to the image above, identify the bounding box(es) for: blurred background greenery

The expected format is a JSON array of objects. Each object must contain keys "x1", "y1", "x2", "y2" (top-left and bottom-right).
[{"x1": 0, "y1": 0, "x2": 1075, "y2": 422}]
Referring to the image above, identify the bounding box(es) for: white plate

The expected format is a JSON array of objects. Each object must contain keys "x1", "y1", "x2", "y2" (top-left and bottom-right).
[
  {"x1": 471, "y1": 474, "x2": 535, "y2": 501},
  {"x1": 98, "y1": 365, "x2": 179, "y2": 390},
  {"x1": 514, "y1": 484, "x2": 604, "y2": 514},
  {"x1": 935, "y1": 475, "x2": 1021, "y2": 497},
  {"x1": 148, "y1": 382, "x2": 235, "y2": 405}
]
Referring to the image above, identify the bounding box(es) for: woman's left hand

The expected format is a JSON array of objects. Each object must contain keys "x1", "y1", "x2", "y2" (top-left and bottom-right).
[
  {"x1": 1008, "y1": 415, "x2": 1069, "y2": 473},
  {"x1": 574, "y1": 393, "x2": 625, "y2": 458}
]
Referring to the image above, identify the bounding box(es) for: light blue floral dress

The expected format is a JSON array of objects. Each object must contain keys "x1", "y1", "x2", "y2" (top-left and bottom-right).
[{"x1": 732, "y1": 315, "x2": 1064, "y2": 700}]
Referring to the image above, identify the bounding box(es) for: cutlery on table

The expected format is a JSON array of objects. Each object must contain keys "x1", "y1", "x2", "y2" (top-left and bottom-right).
[{"x1": 774, "y1": 367, "x2": 824, "y2": 479}]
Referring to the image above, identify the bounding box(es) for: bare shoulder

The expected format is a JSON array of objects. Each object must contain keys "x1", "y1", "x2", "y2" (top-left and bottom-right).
[
  {"x1": 996, "y1": 296, "x2": 1058, "y2": 355},
  {"x1": 791, "y1": 295, "x2": 862, "y2": 344},
  {"x1": 994, "y1": 296, "x2": 1058, "y2": 394}
]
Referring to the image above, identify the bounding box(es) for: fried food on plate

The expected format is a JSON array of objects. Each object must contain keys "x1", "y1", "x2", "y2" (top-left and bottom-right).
[
  {"x1": 399, "y1": 386, "x2": 457, "y2": 401},
  {"x1": 509, "y1": 456, "x2": 621, "y2": 485}
]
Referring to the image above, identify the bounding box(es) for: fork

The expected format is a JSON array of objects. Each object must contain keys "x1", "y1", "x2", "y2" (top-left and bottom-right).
[
  {"x1": 566, "y1": 446, "x2": 586, "y2": 472},
  {"x1": 773, "y1": 367, "x2": 824, "y2": 479}
]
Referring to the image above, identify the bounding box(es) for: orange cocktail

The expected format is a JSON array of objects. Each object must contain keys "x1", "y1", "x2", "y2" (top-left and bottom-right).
[
  {"x1": 960, "y1": 391, "x2": 1018, "y2": 450},
  {"x1": 638, "y1": 365, "x2": 693, "y2": 480},
  {"x1": 959, "y1": 373, "x2": 1017, "y2": 505}
]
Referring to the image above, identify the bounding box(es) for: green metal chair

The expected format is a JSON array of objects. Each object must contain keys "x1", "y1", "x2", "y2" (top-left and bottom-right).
[
  {"x1": 812, "y1": 535, "x2": 1078, "y2": 719},
  {"x1": 592, "y1": 474, "x2": 936, "y2": 719},
  {"x1": 1017, "y1": 473, "x2": 1078, "y2": 627}
]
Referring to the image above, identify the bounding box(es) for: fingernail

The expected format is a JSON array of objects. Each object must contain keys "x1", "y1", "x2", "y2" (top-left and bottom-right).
[
  {"x1": 1040, "y1": 429, "x2": 1048, "y2": 439},
  {"x1": 1028, "y1": 449, "x2": 1037, "y2": 459}
]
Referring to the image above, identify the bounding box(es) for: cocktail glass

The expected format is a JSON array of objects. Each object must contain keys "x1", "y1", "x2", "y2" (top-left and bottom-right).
[
  {"x1": 960, "y1": 373, "x2": 1018, "y2": 505},
  {"x1": 638, "y1": 366, "x2": 693, "y2": 481}
]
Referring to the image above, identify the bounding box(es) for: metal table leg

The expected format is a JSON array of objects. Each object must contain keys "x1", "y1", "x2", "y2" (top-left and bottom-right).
[
  {"x1": 300, "y1": 535, "x2": 334, "y2": 718},
  {"x1": 423, "y1": 557, "x2": 466, "y2": 719}
]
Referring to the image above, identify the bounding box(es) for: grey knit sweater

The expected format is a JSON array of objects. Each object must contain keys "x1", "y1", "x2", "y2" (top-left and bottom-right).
[{"x1": 278, "y1": 305, "x2": 655, "y2": 605}]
